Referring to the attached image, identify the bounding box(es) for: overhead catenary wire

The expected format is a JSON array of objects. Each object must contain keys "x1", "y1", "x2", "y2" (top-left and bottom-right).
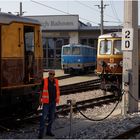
[
  {"x1": 30, "y1": 0, "x2": 99, "y2": 25},
  {"x1": 104, "y1": 20, "x2": 122, "y2": 23},
  {"x1": 110, "y1": 1, "x2": 122, "y2": 24},
  {"x1": 31, "y1": 0, "x2": 70, "y2": 15},
  {"x1": 75, "y1": 0, "x2": 122, "y2": 24}
]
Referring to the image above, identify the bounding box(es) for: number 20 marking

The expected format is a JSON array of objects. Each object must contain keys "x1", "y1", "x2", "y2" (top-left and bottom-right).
[
  {"x1": 122, "y1": 28, "x2": 133, "y2": 50},
  {"x1": 125, "y1": 30, "x2": 130, "y2": 38},
  {"x1": 125, "y1": 40, "x2": 130, "y2": 48},
  {"x1": 125, "y1": 30, "x2": 131, "y2": 48}
]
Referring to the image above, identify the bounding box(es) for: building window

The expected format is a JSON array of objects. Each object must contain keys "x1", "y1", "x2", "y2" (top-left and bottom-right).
[
  {"x1": 42, "y1": 37, "x2": 69, "y2": 69},
  {"x1": 81, "y1": 39, "x2": 87, "y2": 45},
  {"x1": 88, "y1": 38, "x2": 94, "y2": 47},
  {"x1": 80, "y1": 38, "x2": 97, "y2": 48}
]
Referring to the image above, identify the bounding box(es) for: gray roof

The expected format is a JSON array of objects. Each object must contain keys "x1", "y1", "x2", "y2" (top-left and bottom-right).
[
  {"x1": 0, "y1": 12, "x2": 40, "y2": 25},
  {"x1": 79, "y1": 25, "x2": 122, "y2": 31}
]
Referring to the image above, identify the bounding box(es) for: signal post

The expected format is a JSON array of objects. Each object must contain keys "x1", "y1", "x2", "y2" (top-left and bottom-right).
[{"x1": 122, "y1": 0, "x2": 138, "y2": 115}]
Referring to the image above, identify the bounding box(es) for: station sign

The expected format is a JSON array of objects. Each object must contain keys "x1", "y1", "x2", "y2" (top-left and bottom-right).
[
  {"x1": 27, "y1": 15, "x2": 79, "y2": 30},
  {"x1": 122, "y1": 28, "x2": 133, "y2": 50}
]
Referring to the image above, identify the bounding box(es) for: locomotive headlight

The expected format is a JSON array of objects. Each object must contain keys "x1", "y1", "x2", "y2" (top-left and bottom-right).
[
  {"x1": 119, "y1": 61, "x2": 123, "y2": 67},
  {"x1": 77, "y1": 59, "x2": 80, "y2": 62}
]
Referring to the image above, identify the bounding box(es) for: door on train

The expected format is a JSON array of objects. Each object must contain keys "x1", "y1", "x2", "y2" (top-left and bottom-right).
[{"x1": 24, "y1": 26, "x2": 35, "y2": 83}]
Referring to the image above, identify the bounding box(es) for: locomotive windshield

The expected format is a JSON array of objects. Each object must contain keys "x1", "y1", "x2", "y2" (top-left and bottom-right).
[
  {"x1": 63, "y1": 47, "x2": 71, "y2": 55},
  {"x1": 99, "y1": 40, "x2": 112, "y2": 55},
  {"x1": 113, "y1": 40, "x2": 122, "y2": 55},
  {"x1": 24, "y1": 28, "x2": 34, "y2": 52},
  {"x1": 72, "y1": 47, "x2": 80, "y2": 55}
]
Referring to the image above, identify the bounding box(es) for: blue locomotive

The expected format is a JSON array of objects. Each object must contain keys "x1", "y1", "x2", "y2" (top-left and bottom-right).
[{"x1": 61, "y1": 44, "x2": 96, "y2": 74}]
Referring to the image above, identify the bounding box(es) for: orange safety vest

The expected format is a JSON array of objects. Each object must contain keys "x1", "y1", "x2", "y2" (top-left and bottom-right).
[{"x1": 41, "y1": 78, "x2": 60, "y2": 104}]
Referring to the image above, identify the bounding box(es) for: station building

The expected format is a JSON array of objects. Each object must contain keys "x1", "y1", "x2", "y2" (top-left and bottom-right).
[{"x1": 28, "y1": 15, "x2": 121, "y2": 69}]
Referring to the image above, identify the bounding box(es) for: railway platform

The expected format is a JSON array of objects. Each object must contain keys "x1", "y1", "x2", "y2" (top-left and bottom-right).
[
  {"x1": 43, "y1": 69, "x2": 67, "y2": 77},
  {"x1": 43, "y1": 69, "x2": 100, "y2": 86}
]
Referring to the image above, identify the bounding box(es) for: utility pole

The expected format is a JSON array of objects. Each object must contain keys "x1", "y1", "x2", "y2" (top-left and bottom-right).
[
  {"x1": 95, "y1": 0, "x2": 108, "y2": 35},
  {"x1": 16, "y1": 2, "x2": 26, "y2": 16},
  {"x1": 122, "y1": 0, "x2": 138, "y2": 115},
  {"x1": 100, "y1": 0, "x2": 104, "y2": 35},
  {"x1": 19, "y1": 2, "x2": 23, "y2": 16}
]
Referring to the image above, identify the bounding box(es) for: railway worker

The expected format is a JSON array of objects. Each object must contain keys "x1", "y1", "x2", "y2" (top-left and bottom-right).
[{"x1": 38, "y1": 70, "x2": 60, "y2": 139}]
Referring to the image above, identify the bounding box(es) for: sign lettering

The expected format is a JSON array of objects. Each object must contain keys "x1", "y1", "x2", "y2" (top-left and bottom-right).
[{"x1": 122, "y1": 28, "x2": 133, "y2": 50}]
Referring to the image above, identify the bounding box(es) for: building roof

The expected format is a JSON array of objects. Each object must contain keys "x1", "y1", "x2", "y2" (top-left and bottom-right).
[
  {"x1": 0, "y1": 12, "x2": 40, "y2": 25},
  {"x1": 25, "y1": 14, "x2": 140, "y2": 31},
  {"x1": 79, "y1": 24, "x2": 122, "y2": 31}
]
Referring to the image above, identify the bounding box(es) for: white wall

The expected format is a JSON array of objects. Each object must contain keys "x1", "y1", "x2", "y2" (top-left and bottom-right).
[
  {"x1": 69, "y1": 32, "x2": 79, "y2": 44},
  {"x1": 28, "y1": 15, "x2": 79, "y2": 30}
]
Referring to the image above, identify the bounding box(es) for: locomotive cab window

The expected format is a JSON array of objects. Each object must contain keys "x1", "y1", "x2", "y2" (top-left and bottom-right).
[
  {"x1": 99, "y1": 40, "x2": 112, "y2": 55},
  {"x1": 72, "y1": 47, "x2": 80, "y2": 55},
  {"x1": 24, "y1": 27, "x2": 35, "y2": 52},
  {"x1": 113, "y1": 40, "x2": 122, "y2": 55},
  {"x1": 63, "y1": 47, "x2": 71, "y2": 55}
]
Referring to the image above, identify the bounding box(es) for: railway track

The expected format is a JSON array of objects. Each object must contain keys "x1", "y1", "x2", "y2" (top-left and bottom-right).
[
  {"x1": 60, "y1": 79, "x2": 101, "y2": 95},
  {"x1": 56, "y1": 75, "x2": 76, "y2": 80},
  {"x1": 0, "y1": 94, "x2": 119, "y2": 132},
  {"x1": 44, "y1": 70, "x2": 95, "y2": 80},
  {"x1": 0, "y1": 77, "x2": 119, "y2": 135},
  {"x1": 113, "y1": 125, "x2": 140, "y2": 139},
  {"x1": 56, "y1": 94, "x2": 119, "y2": 115}
]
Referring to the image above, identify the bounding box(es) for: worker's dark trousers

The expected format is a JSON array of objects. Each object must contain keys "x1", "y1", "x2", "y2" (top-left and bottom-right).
[{"x1": 39, "y1": 102, "x2": 56, "y2": 136}]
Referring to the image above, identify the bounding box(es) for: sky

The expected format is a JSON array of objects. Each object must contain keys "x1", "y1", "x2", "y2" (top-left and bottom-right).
[{"x1": 0, "y1": 0, "x2": 139, "y2": 26}]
